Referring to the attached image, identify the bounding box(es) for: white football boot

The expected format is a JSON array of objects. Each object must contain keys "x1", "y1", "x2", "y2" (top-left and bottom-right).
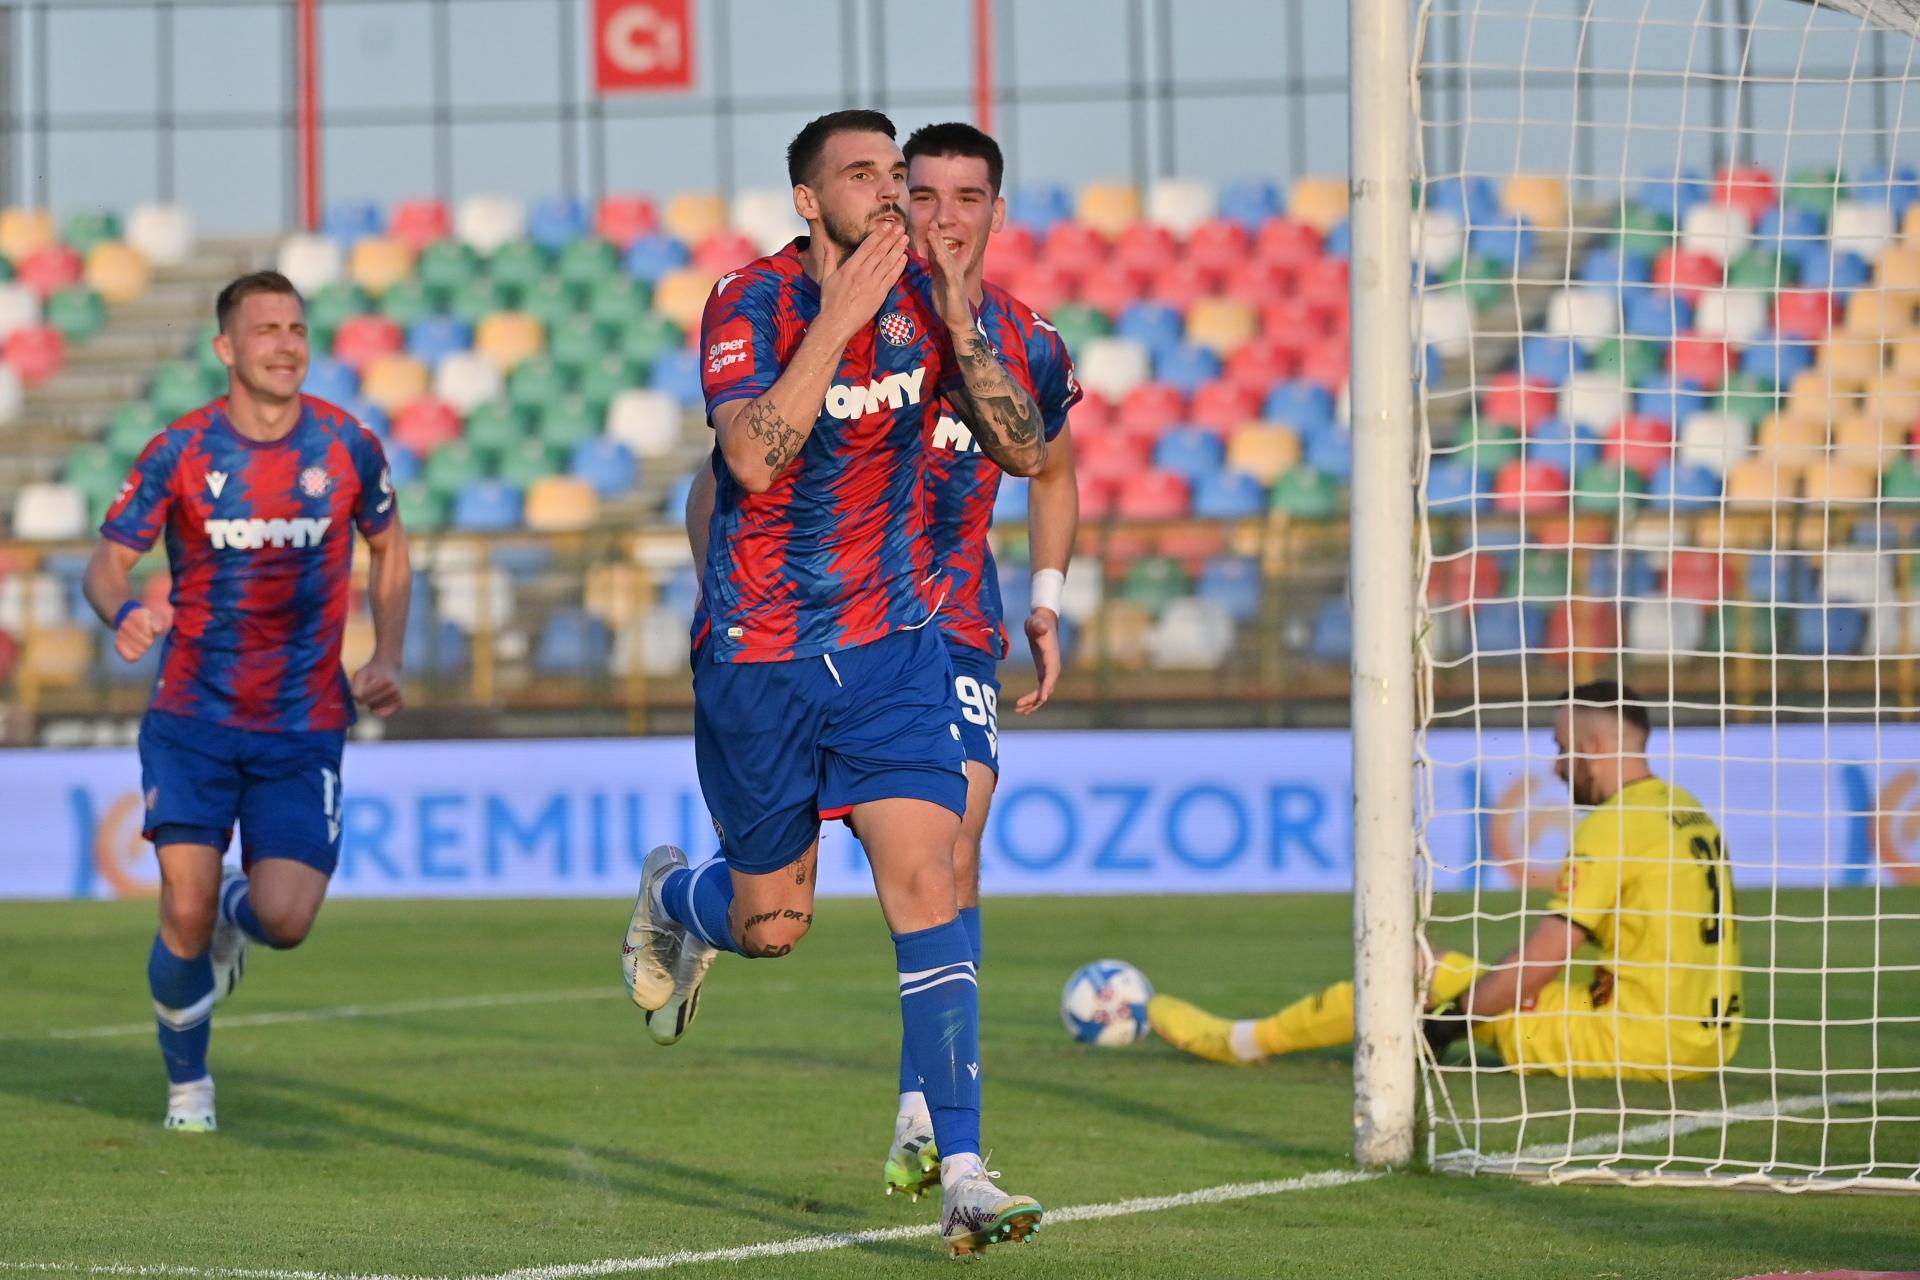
[
  {"x1": 883, "y1": 1117, "x2": 940, "y2": 1201},
  {"x1": 940, "y1": 1159, "x2": 1043, "y2": 1256},
  {"x1": 164, "y1": 1076, "x2": 216, "y2": 1133},
  {"x1": 623, "y1": 845, "x2": 689, "y2": 1013},
  {"x1": 210, "y1": 866, "x2": 249, "y2": 1005}
]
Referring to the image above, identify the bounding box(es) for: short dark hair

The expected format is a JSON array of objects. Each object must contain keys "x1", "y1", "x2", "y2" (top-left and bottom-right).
[
  {"x1": 216, "y1": 270, "x2": 303, "y2": 333},
  {"x1": 787, "y1": 109, "x2": 897, "y2": 189},
  {"x1": 902, "y1": 121, "x2": 1005, "y2": 196},
  {"x1": 1569, "y1": 679, "x2": 1651, "y2": 739}
]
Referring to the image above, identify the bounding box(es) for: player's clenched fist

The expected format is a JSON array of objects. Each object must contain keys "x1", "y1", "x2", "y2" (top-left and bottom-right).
[
  {"x1": 817, "y1": 225, "x2": 907, "y2": 343},
  {"x1": 115, "y1": 601, "x2": 173, "y2": 663},
  {"x1": 350, "y1": 657, "x2": 405, "y2": 718}
]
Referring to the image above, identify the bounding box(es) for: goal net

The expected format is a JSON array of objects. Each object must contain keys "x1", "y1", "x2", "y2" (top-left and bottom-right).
[{"x1": 1409, "y1": 0, "x2": 1920, "y2": 1190}]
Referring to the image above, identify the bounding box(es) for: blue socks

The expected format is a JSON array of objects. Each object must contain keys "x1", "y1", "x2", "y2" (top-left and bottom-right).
[
  {"x1": 894, "y1": 917, "x2": 982, "y2": 1159},
  {"x1": 658, "y1": 858, "x2": 740, "y2": 954},
  {"x1": 900, "y1": 906, "x2": 982, "y2": 1095},
  {"x1": 148, "y1": 934, "x2": 214, "y2": 1085},
  {"x1": 218, "y1": 874, "x2": 282, "y2": 948}
]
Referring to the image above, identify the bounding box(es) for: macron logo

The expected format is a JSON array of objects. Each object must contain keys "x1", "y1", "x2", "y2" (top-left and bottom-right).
[
  {"x1": 207, "y1": 471, "x2": 228, "y2": 499},
  {"x1": 825, "y1": 367, "x2": 927, "y2": 421},
  {"x1": 205, "y1": 516, "x2": 332, "y2": 550},
  {"x1": 967, "y1": 1062, "x2": 980, "y2": 1080}
]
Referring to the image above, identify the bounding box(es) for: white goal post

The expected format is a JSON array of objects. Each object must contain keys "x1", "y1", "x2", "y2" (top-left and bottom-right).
[{"x1": 1352, "y1": 0, "x2": 1920, "y2": 1190}]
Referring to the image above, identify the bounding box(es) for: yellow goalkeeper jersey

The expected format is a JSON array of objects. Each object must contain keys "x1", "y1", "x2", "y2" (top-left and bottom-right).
[{"x1": 1547, "y1": 775, "x2": 1743, "y2": 1068}]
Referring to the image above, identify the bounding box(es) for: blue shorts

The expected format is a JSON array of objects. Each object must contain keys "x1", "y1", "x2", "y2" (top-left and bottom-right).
[
  {"x1": 944, "y1": 639, "x2": 1002, "y2": 775},
  {"x1": 693, "y1": 623, "x2": 969, "y2": 875},
  {"x1": 138, "y1": 710, "x2": 347, "y2": 875}
]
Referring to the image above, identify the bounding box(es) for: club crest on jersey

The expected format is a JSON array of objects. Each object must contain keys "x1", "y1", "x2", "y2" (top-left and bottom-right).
[
  {"x1": 879, "y1": 311, "x2": 916, "y2": 347},
  {"x1": 299, "y1": 466, "x2": 331, "y2": 498}
]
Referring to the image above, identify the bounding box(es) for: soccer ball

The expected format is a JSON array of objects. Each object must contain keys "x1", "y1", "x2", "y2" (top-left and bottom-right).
[{"x1": 1060, "y1": 959, "x2": 1154, "y2": 1046}]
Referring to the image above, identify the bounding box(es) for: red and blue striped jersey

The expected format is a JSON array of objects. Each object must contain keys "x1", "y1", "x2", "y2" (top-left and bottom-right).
[
  {"x1": 925, "y1": 282, "x2": 1081, "y2": 656},
  {"x1": 100, "y1": 395, "x2": 396, "y2": 732},
  {"x1": 696, "y1": 238, "x2": 959, "y2": 664}
]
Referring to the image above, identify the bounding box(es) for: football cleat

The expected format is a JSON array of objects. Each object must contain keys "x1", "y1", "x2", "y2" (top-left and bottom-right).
[
  {"x1": 644, "y1": 932, "x2": 715, "y2": 1046},
  {"x1": 1147, "y1": 994, "x2": 1252, "y2": 1066},
  {"x1": 210, "y1": 867, "x2": 249, "y2": 1005},
  {"x1": 622, "y1": 845, "x2": 688, "y2": 1012},
  {"x1": 940, "y1": 1166, "x2": 1042, "y2": 1257},
  {"x1": 882, "y1": 1123, "x2": 940, "y2": 1201},
  {"x1": 164, "y1": 1076, "x2": 216, "y2": 1133}
]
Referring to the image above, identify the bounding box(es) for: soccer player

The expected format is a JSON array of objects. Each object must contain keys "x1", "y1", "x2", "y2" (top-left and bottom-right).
[
  {"x1": 82, "y1": 270, "x2": 409, "y2": 1131},
  {"x1": 1150, "y1": 681, "x2": 1744, "y2": 1081},
  {"x1": 877, "y1": 121, "x2": 1081, "y2": 1202},
  {"x1": 621, "y1": 110, "x2": 1048, "y2": 1256}
]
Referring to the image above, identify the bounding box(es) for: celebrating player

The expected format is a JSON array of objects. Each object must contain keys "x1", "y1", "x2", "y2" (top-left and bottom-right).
[
  {"x1": 1151, "y1": 681, "x2": 1744, "y2": 1081},
  {"x1": 82, "y1": 270, "x2": 410, "y2": 1131},
  {"x1": 620, "y1": 110, "x2": 1048, "y2": 1256},
  {"x1": 875, "y1": 120, "x2": 1082, "y2": 1202}
]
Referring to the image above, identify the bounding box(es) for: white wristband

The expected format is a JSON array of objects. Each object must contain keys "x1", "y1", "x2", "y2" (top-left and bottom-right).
[{"x1": 1031, "y1": 568, "x2": 1065, "y2": 615}]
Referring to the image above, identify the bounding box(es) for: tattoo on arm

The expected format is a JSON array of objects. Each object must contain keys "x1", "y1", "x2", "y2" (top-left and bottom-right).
[
  {"x1": 955, "y1": 334, "x2": 1044, "y2": 467},
  {"x1": 743, "y1": 399, "x2": 805, "y2": 475}
]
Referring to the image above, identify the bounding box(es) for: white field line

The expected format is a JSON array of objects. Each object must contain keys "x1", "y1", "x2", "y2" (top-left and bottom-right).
[
  {"x1": 1514, "y1": 1087, "x2": 1920, "y2": 1161},
  {"x1": 29, "y1": 988, "x2": 618, "y2": 1041},
  {"x1": 0, "y1": 1169, "x2": 1382, "y2": 1280}
]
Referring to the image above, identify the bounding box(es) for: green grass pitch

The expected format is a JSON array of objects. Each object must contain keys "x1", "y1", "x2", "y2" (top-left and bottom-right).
[{"x1": 2, "y1": 893, "x2": 1917, "y2": 1278}]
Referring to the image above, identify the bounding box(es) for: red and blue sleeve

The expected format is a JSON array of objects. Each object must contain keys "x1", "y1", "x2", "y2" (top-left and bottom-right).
[
  {"x1": 350, "y1": 425, "x2": 397, "y2": 536},
  {"x1": 700, "y1": 271, "x2": 783, "y2": 420},
  {"x1": 1025, "y1": 315, "x2": 1083, "y2": 443},
  {"x1": 100, "y1": 431, "x2": 180, "y2": 551}
]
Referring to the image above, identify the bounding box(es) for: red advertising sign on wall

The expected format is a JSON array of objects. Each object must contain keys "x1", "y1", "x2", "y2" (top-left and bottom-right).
[{"x1": 594, "y1": 0, "x2": 694, "y2": 93}]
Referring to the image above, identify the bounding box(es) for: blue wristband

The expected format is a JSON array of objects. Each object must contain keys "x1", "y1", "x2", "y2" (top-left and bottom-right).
[{"x1": 112, "y1": 600, "x2": 143, "y2": 630}]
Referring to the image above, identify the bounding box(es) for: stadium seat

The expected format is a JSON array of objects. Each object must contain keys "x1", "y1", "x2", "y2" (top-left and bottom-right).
[
  {"x1": 359, "y1": 354, "x2": 430, "y2": 415},
  {"x1": 0, "y1": 281, "x2": 41, "y2": 340},
  {"x1": 0, "y1": 207, "x2": 54, "y2": 261},
  {"x1": 1185, "y1": 381, "x2": 1260, "y2": 434},
  {"x1": 1833, "y1": 415, "x2": 1902, "y2": 471},
  {"x1": 303, "y1": 356, "x2": 359, "y2": 405},
  {"x1": 1648, "y1": 461, "x2": 1722, "y2": 510},
  {"x1": 84, "y1": 242, "x2": 151, "y2": 305},
  {"x1": 1196, "y1": 555, "x2": 1263, "y2": 623},
  {"x1": 1627, "y1": 599, "x2": 1709, "y2": 654},
  {"x1": 323, "y1": 200, "x2": 384, "y2": 247},
  {"x1": 1115, "y1": 469, "x2": 1191, "y2": 519},
  {"x1": 1114, "y1": 223, "x2": 1181, "y2": 278},
  {"x1": 1306, "y1": 598, "x2": 1353, "y2": 664},
  {"x1": 693, "y1": 230, "x2": 759, "y2": 280},
  {"x1": 569, "y1": 438, "x2": 637, "y2": 498},
  {"x1": 402, "y1": 314, "x2": 469, "y2": 368},
  {"x1": 730, "y1": 188, "x2": 803, "y2": 254},
  {"x1": 1147, "y1": 596, "x2": 1235, "y2": 669},
  {"x1": 349, "y1": 235, "x2": 414, "y2": 296},
  {"x1": 1217, "y1": 180, "x2": 1282, "y2": 231},
  {"x1": 1481, "y1": 373, "x2": 1558, "y2": 431},
  {"x1": 389, "y1": 199, "x2": 452, "y2": 250},
  {"x1": 1797, "y1": 248, "x2": 1873, "y2": 296},
  {"x1": 1077, "y1": 337, "x2": 1152, "y2": 401},
  {"x1": 3, "y1": 324, "x2": 64, "y2": 384},
  {"x1": 125, "y1": 202, "x2": 195, "y2": 266},
  {"x1": 0, "y1": 571, "x2": 67, "y2": 631},
  {"x1": 1758, "y1": 413, "x2": 1828, "y2": 468},
  {"x1": 1726, "y1": 455, "x2": 1797, "y2": 505},
  {"x1": 1003, "y1": 182, "x2": 1071, "y2": 235},
  {"x1": 606, "y1": 388, "x2": 683, "y2": 457},
  {"x1": 12, "y1": 482, "x2": 87, "y2": 540},
  {"x1": 1077, "y1": 183, "x2": 1141, "y2": 237},
  {"x1": 610, "y1": 607, "x2": 691, "y2": 678},
  {"x1": 1604, "y1": 414, "x2": 1677, "y2": 476},
  {"x1": 455, "y1": 195, "x2": 526, "y2": 254},
  {"x1": 1152, "y1": 427, "x2": 1226, "y2": 483},
  {"x1": 277, "y1": 233, "x2": 344, "y2": 296},
  {"x1": 1788, "y1": 605, "x2": 1868, "y2": 656},
  {"x1": 450, "y1": 479, "x2": 523, "y2": 532},
  {"x1": 1153, "y1": 343, "x2": 1223, "y2": 396},
  {"x1": 660, "y1": 191, "x2": 725, "y2": 244},
  {"x1": 1192, "y1": 470, "x2": 1265, "y2": 518},
  {"x1": 1843, "y1": 287, "x2": 1919, "y2": 337},
  {"x1": 596, "y1": 194, "x2": 658, "y2": 248},
  {"x1": 535, "y1": 395, "x2": 598, "y2": 453},
  {"x1": 1414, "y1": 208, "x2": 1466, "y2": 273},
  {"x1": 1578, "y1": 243, "x2": 1651, "y2": 286},
  {"x1": 1557, "y1": 371, "x2": 1632, "y2": 432},
  {"x1": 1288, "y1": 178, "x2": 1348, "y2": 234},
  {"x1": 1184, "y1": 221, "x2": 1254, "y2": 278},
  {"x1": 1113, "y1": 381, "x2": 1186, "y2": 437},
  {"x1": 1225, "y1": 424, "x2": 1302, "y2": 484},
  {"x1": 648, "y1": 348, "x2": 702, "y2": 404},
  {"x1": 1693, "y1": 288, "x2": 1769, "y2": 343},
  {"x1": 649, "y1": 268, "x2": 712, "y2": 333},
  {"x1": 332, "y1": 314, "x2": 405, "y2": 372},
  {"x1": 0, "y1": 364, "x2": 23, "y2": 426},
  {"x1": 534, "y1": 607, "x2": 611, "y2": 674},
  {"x1": 428, "y1": 350, "x2": 500, "y2": 415},
  {"x1": 1145, "y1": 178, "x2": 1217, "y2": 237},
  {"x1": 1269, "y1": 465, "x2": 1340, "y2": 517},
  {"x1": 1823, "y1": 549, "x2": 1894, "y2": 603},
  {"x1": 473, "y1": 312, "x2": 545, "y2": 371},
  {"x1": 524, "y1": 475, "x2": 600, "y2": 532},
  {"x1": 393, "y1": 399, "x2": 463, "y2": 456},
  {"x1": 14, "y1": 244, "x2": 79, "y2": 300},
  {"x1": 44, "y1": 286, "x2": 105, "y2": 342},
  {"x1": 1571, "y1": 460, "x2": 1647, "y2": 514},
  {"x1": 1677, "y1": 410, "x2": 1753, "y2": 475},
  {"x1": 1804, "y1": 458, "x2": 1877, "y2": 505},
  {"x1": 1500, "y1": 175, "x2": 1569, "y2": 230},
  {"x1": 1681, "y1": 201, "x2": 1752, "y2": 264},
  {"x1": 1831, "y1": 199, "x2": 1897, "y2": 261},
  {"x1": 1419, "y1": 291, "x2": 1474, "y2": 358},
  {"x1": 1468, "y1": 215, "x2": 1536, "y2": 272},
  {"x1": 526, "y1": 197, "x2": 589, "y2": 251},
  {"x1": 1114, "y1": 302, "x2": 1186, "y2": 360},
  {"x1": 1183, "y1": 298, "x2": 1257, "y2": 357},
  {"x1": 1489, "y1": 459, "x2": 1567, "y2": 514},
  {"x1": 1668, "y1": 336, "x2": 1736, "y2": 390}
]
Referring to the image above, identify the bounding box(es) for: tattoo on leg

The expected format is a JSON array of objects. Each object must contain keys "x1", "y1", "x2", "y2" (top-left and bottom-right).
[
  {"x1": 780, "y1": 909, "x2": 812, "y2": 924},
  {"x1": 742, "y1": 910, "x2": 778, "y2": 931}
]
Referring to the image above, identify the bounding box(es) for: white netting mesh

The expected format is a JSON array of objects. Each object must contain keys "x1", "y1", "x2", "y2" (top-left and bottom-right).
[{"x1": 1411, "y1": 0, "x2": 1920, "y2": 1190}]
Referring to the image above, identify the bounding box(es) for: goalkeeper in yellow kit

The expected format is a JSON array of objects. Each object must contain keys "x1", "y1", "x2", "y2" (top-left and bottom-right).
[{"x1": 1151, "y1": 681, "x2": 1743, "y2": 1081}]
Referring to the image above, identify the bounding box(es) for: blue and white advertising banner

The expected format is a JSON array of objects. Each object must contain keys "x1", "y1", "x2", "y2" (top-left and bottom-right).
[{"x1": 1, "y1": 726, "x2": 1915, "y2": 900}]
